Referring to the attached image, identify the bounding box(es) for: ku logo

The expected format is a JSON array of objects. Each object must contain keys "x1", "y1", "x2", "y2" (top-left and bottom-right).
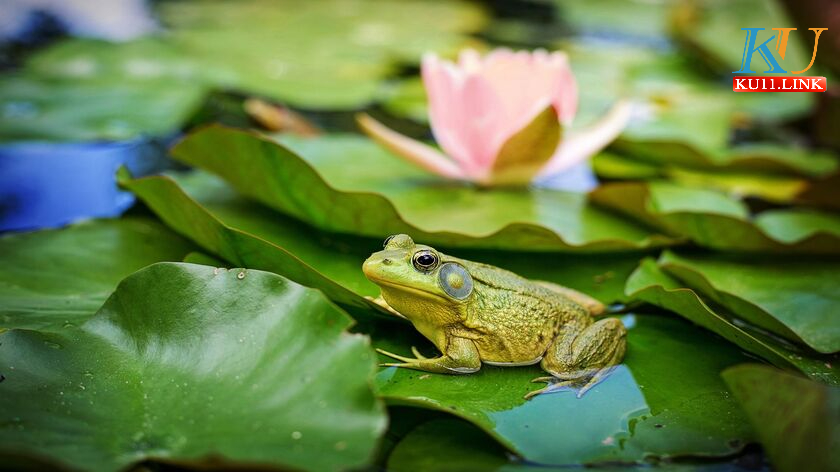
[{"x1": 735, "y1": 27, "x2": 828, "y2": 74}]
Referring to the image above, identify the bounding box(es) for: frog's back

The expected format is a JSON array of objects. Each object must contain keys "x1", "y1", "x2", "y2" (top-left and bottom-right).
[
  {"x1": 460, "y1": 259, "x2": 574, "y2": 306},
  {"x1": 454, "y1": 258, "x2": 589, "y2": 363}
]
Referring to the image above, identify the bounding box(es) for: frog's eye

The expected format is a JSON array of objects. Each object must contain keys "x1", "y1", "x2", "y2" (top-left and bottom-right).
[
  {"x1": 438, "y1": 262, "x2": 473, "y2": 300},
  {"x1": 383, "y1": 235, "x2": 396, "y2": 248},
  {"x1": 412, "y1": 250, "x2": 439, "y2": 272}
]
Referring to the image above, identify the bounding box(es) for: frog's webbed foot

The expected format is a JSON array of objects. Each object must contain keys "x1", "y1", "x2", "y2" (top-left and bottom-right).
[
  {"x1": 525, "y1": 372, "x2": 597, "y2": 400},
  {"x1": 576, "y1": 365, "x2": 619, "y2": 397},
  {"x1": 375, "y1": 337, "x2": 481, "y2": 374},
  {"x1": 525, "y1": 378, "x2": 577, "y2": 400},
  {"x1": 525, "y1": 365, "x2": 619, "y2": 400}
]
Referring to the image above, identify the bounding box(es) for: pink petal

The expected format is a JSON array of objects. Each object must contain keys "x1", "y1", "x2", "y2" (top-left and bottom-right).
[
  {"x1": 423, "y1": 53, "x2": 506, "y2": 174},
  {"x1": 455, "y1": 73, "x2": 507, "y2": 169},
  {"x1": 422, "y1": 53, "x2": 473, "y2": 172},
  {"x1": 481, "y1": 49, "x2": 578, "y2": 129},
  {"x1": 537, "y1": 100, "x2": 632, "y2": 178},
  {"x1": 356, "y1": 113, "x2": 466, "y2": 179},
  {"x1": 421, "y1": 48, "x2": 581, "y2": 182}
]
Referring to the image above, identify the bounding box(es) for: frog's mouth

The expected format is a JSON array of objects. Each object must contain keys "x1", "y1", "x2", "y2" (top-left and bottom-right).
[{"x1": 367, "y1": 277, "x2": 451, "y2": 303}]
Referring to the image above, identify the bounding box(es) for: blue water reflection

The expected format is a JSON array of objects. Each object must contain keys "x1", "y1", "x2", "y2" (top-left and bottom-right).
[
  {"x1": 491, "y1": 365, "x2": 648, "y2": 464},
  {"x1": 0, "y1": 138, "x2": 170, "y2": 232}
]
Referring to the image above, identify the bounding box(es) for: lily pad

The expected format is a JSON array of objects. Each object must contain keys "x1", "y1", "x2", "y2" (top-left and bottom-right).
[
  {"x1": 7, "y1": 0, "x2": 485, "y2": 141},
  {"x1": 0, "y1": 263, "x2": 385, "y2": 471},
  {"x1": 119, "y1": 169, "x2": 372, "y2": 311},
  {"x1": 0, "y1": 217, "x2": 194, "y2": 332},
  {"x1": 659, "y1": 251, "x2": 840, "y2": 353},
  {"x1": 590, "y1": 181, "x2": 840, "y2": 253},
  {"x1": 387, "y1": 415, "x2": 763, "y2": 472},
  {"x1": 377, "y1": 78, "x2": 429, "y2": 124},
  {"x1": 593, "y1": 145, "x2": 838, "y2": 203},
  {"x1": 554, "y1": 0, "x2": 672, "y2": 41},
  {"x1": 722, "y1": 364, "x2": 840, "y2": 472},
  {"x1": 169, "y1": 126, "x2": 673, "y2": 252},
  {"x1": 123, "y1": 170, "x2": 643, "y2": 312},
  {"x1": 371, "y1": 314, "x2": 755, "y2": 465},
  {"x1": 387, "y1": 418, "x2": 514, "y2": 472},
  {"x1": 0, "y1": 75, "x2": 204, "y2": 142},
  {"x1": 625, "y1": 258, "x2": 840, "y2": 385}
]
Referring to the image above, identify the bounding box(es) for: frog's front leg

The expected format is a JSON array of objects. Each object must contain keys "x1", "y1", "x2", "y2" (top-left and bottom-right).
[
  {"x1": 377, "y1": 336, "x2": 481, "y2": 374},
  {"x1": 527, "y1": 317, "x2": 627, "y2": 399}
]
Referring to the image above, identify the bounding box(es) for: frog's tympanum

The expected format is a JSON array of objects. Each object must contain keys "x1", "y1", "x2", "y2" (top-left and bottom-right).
[{"x1": 363, "y1": 234, "x2": 627, "y2": 399}]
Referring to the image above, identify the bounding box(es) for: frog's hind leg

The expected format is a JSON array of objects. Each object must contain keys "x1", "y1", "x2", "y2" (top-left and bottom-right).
[{"x1": 527, "y1": 317, "x2": 627, "y2": 399}]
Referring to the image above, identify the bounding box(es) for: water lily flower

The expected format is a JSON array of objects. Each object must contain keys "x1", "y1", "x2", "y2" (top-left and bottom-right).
[{"x1": 358, "y1": 48, "x2": 631, "y2": 187}]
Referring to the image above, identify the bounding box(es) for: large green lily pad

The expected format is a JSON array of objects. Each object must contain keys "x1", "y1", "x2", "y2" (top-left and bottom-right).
[
  {"x1": 371, "y1": 314, "x2": 755, "y2": 465},
  {"x1": 386, "y1": 415, "x2": 762, "y2": 472},
  {"x1": 119, "y1": 169, "x2": 372, "y2": 310},
  {"x1": 593, "y1": 144, "x2": 838, "y2": 203},
  {"x1": 169, "y1": 126, "x2": 673, "y2": 252},
  {"x1": 0, "y1": 217, "x2": 194, "y2": 332},
  {"x1": 7, "y1": 0, "x2": 484, "y2": 141},
  {"x1": 0, "y1": 263, "x2": 385, "y2": 471},
  {"x1": 603, "y1": 143, "x2": 837, "y2": 179},
  {"x1": 590, "y1": 181, "x2": 840, "y2": 253},
  {"x1": 722, "y1": 364, "x2": 840, "y2": 472},
  {"x1": 659, "y1": 251, "x2": 840, "y2": 353},
  {"x1": 387, "y1": 418, "x2": 517, "y2": 472},
  {"x1": 0, "y1": 75, "x2": 204, "y2": 142},
  {"x1": 122, "y1": 170, "x2": 642, "y2": 312},
  {"x1": 625, "y1": 258, "x2": 840, "y2": 385}
]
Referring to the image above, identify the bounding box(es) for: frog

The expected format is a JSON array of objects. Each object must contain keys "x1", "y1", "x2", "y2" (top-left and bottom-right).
[{"x1": 362, "y1": 234, "x2": 627, "y2": 399}]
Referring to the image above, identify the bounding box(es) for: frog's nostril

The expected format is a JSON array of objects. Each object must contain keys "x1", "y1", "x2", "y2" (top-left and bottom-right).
[{"x1": 382, "y1": 258, "x2": 392, "y2": 265}]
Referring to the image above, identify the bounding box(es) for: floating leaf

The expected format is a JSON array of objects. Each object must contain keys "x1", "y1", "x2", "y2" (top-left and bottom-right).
[
  {"x1": 169, "y1": 126, "x2": 673, "y2": 252},
  {"x1": 722, "y1": 365, "x2": 840, "y2": 472},
  {"x1": 6, "y1": 0, "x2": 485, "y2": 141},
  {"x1": 590, "y1": 181, "x2": 840, "y2": 253},
  {"x1": 0, "y1": 75, "x2": 204, "y2": 142},
  {"x1": 372, "y1": 314, "x2": 755, "y2": 465},
  {"x1": 554, "y1": 0, "x2": 671, "y2": 40},
  {"x1": 625, "y1": 258, "x2": 840, "y2": 385},
  {"x1": 387, "y1": 419, "x2": 514, "y2": 472},
  {"x1": 0, "y1": 218, "x2": 194, "y2": 332},
  {"x1": 659, "y1": 251, "x2": 840, "y2": 353},
  {"x1": 594, "y1": 143, "x2": 837, "y2": 203},
  {"x1": 123, "y1": 170, "x2": 643, "y2": 314},
  {"x1": 377, "y1": 77, "x2": 429, "y2": 124},
  {"x1": 0, "y1": 263, "x2": 385, "y2": 471},
  {"x1": 385, "y1": 415, "x2": 763, "y2": 471},
  {"x1": 118, "y1": 169, "x2": 372, "y2": 311}
]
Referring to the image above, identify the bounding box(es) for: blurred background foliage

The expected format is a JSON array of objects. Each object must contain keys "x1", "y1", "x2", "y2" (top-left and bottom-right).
[{"x1": 0, "y1": 0, "x2": 839, "y2": 471}]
